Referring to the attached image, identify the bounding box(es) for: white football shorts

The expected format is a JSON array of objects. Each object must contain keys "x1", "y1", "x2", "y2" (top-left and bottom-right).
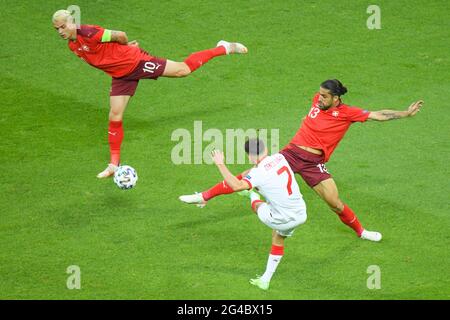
[{"x1": 256, "y1": 203, "x2": 307, "y2": 237}]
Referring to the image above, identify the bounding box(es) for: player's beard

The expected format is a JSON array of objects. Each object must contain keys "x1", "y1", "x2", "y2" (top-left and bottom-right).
[
  {"x1": 318, "y1": 102, "x2": 332, "y2": 110},
  {"x1": 319, "y1": 98, "x2": 340, "y2": 110}
]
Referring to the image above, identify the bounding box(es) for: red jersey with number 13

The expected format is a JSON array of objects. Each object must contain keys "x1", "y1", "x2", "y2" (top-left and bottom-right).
[
  {"x1": 68, "y1": 25, "x2": 151, "y2": 78},
  {"x1": 289, "y1": 93, "x2": 370, "y2": 162}
]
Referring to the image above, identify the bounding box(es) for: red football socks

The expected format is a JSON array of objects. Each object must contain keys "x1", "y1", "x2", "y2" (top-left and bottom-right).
[
  {"x1": 202, "y1": 174, "x2": 243, "y2": 201},
  {"x1": 184, "y1": 46, "x2": 227, "y2": 72},
  {"x1": 108, "y1": 121, "x2": 124, "y2": 166},
  {"x1": 271, "y1": 245, "x2": 284, "y2": 256},
  {"x1": 251, "y1": 200, "x2": 264, "y2": 212},
  {"x1": 338, "y1": 204, "x2": 364, "y2": 236}
]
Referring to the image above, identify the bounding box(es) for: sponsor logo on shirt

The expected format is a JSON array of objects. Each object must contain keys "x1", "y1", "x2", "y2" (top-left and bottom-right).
[
  {"x1": 245, "y1": 175, "x2": 252, "y2": 180},
  {"x1": 264, "y1": 155, "x2": 283, "y2": 171}
]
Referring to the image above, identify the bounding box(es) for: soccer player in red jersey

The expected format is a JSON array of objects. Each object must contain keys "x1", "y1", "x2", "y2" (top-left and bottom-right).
[
  {"x1": 52, "y1": 10, "x2": 248, "y2": 178},
  {"x1": 180, "y1": 79, "x2": 424, "y2": 242}
]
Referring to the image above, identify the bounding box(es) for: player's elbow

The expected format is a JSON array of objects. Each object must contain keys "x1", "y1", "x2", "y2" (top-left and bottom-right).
[
  {"x1": 231, "y1": 183, "x2": 248, "y2": 192},
  {"x1": 230, "y1": 185, "x2": 241, "y2": 192}
]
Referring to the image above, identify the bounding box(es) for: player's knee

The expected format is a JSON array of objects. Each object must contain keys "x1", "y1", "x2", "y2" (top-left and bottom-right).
[
  {"x1": 109, "y1": 110, "x2": 124, "y2": 121},
  {"x1": 327, "y1": 199, "x2": 344, "y2": 213},
  {"x1": 174, "y1": 62, "x2": 191, "y2": 77},
  {"x1": 175, "y1": 67, "x2": 191, "y2": 77}
]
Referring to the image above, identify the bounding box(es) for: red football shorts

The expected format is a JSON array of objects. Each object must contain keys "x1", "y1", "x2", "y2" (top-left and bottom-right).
[
  {"x1": 110, "y1": 56, "x2": 167, "y2": 96},
  {"x1": 280, "y1": 144, "x2": 331, "y2": 188}
]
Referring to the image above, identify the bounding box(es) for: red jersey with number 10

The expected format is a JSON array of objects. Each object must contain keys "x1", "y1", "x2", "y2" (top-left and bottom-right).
[
  {"x1": 68, "y1": 25, "x2": 151, "y2": 78},
  {"x1": 289, "y1": 93, "x2": 370, "y2": 162}
]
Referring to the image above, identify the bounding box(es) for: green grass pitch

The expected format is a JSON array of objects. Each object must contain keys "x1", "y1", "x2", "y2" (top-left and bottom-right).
[{"x1": 0, "y1": 0, "x2": 449, "y2": 299}]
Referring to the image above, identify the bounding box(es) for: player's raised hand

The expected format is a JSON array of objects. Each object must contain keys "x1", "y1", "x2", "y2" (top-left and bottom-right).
[
  {"x1": 128, "y1": 40, "x2": 139, "y2": 47},
  {"x1": 211, "y1": 150, "x2": 225, "y2": 165},
  {"x1": 407, "y1": 100, "x2": 424, "y2": 117}
]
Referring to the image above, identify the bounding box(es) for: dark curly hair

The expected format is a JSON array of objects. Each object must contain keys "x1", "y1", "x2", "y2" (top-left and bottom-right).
[{"x1": 321, "y1": 79, "x2": 348, "y2": 96}]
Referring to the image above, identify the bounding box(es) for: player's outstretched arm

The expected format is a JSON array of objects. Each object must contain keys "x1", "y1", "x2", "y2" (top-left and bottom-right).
[
  {"x1": 107, "y1": 30, "x2": 138, "y2": 46},
  {"x1": 368, "y1": 100, "x2": 424, "y2": 121},
  {"x1": 106, "y1": 30, "x2": 128, "y2": 45},
  {"x1": 211, "y1": 150, "x2": 251, "y2": 192}
]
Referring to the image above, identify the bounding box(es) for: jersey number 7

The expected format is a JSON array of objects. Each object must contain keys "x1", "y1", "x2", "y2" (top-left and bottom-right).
[{"x1": 277, "y1": 166, "x2": 293, "y2": 195}]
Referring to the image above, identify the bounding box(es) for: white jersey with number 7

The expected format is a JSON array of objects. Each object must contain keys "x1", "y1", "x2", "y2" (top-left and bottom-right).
[{"x1": 242, "y1": 153, "x2": 306, "y2": 220}]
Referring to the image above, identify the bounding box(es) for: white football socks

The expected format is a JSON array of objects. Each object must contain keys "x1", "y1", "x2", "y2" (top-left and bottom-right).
[
  {"x1": 249, "y1": 191, "x2": 261, "y2": 203},
  {"x1": 260, "y1": 254, "x2": 283, "y2": 283}
]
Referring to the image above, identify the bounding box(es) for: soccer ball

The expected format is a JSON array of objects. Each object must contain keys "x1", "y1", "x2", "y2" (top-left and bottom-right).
[{"x1": 113, "y1": 165, "x2": 138, "y2": 189}]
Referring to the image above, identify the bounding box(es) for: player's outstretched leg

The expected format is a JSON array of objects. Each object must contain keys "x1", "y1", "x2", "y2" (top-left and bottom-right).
[
  {"x1": 216, "y1": 40, "x2": 248, "y2": 55},
  {"x1": 360, "y1": 229, "x2": 382, "y2": 241},
  {"x1": 179, "y1": 174, "x2": 245, "y2": 206},
  {"x1": 163, "y1": 40, "x2": 248, "y2": 78},
  {"x1": 339, "y1": 204, "x2": 382, "y2": 242},
  {"x1": 179, "y1": 192, "x2": 207, "y2": 208},
  {"x1": 313, "y1": 178, "x2": 382, "y2": 242}
]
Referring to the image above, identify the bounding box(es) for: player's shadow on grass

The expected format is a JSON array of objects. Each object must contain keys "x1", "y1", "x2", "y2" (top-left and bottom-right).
[
  {"x1": 167, "y1": 203, "x2": 249, "y2": 230},
  {"x1": 124, "y1": 105, "x2": 234, "y2": 134},
  {"x1": 4, "y1": 75, "x2": 223, "y2": 141}
]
